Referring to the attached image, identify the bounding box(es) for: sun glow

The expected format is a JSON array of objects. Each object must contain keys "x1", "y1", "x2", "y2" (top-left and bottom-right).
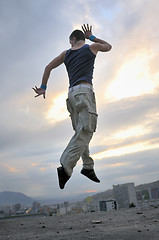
[
  {"x1": 2, "y1": 163, "x2": 19, "y2": 173},
  {"x1": 31, "y1": 163, "x2": 38, "y2": 167},
  {"x1": 85, "y1": 190, "x2": 97, "y2": 193},
  {"x1": 92, "y1": 141, "x2": 159, "y2": 160},
  {"x1": 104, "y1": 162, "x2": 129, "y2": 167},
  {"x1": 113, "y1": 125, "x2": 151, "y2": 140},
  {"x1": 106, "y1": 52, "x2": 157, "y2": 101},
  {"x1": 46, "y1": 92, "x2": 69, "y2": 123}
]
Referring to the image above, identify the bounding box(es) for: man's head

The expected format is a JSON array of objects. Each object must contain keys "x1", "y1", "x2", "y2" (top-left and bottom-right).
[{"x1": 69, "y1": 30, "x2": 85, "y2": 46}]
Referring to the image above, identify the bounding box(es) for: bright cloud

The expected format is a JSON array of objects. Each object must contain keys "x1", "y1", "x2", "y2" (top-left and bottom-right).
[
  {"x1": 92, "y1": 141, "x2": 159, "y2": 160},
  {"x1": 46, "y1": 92, "x2": 68, "y2": 123},
  {"x1": 105, "y1": 51, "x2": 158, "y2": 101},
  {"x1": 113, "y1": 125, "x2": 151, "y2": 140},
  {"x1": 104, "y1": 162, "x2": 130, "y2": 168}
]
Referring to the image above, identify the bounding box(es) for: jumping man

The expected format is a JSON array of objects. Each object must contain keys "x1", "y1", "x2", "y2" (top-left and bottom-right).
[{"x1": 33, "y1": 24, "x2": 112, "y2": 189}]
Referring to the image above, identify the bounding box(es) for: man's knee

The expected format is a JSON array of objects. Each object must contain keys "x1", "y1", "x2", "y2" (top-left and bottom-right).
[{"x1": 75, "y1": 128, "x2": 93, "y2": 147}]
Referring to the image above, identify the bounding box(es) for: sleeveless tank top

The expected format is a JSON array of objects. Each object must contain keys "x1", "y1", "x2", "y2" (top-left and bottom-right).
[{"x1": 64, "y1": 44, "x2": 96, "y2": 88}]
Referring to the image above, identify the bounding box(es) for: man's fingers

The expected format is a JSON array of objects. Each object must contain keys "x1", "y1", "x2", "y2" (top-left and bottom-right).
[
  {"x1": 35, "y1": 94, "x2": 41, "y2": 98},
  {"x1": 32, "y1": 87, "x2": 38, "y2": 93},
  {"x1": 32, "y1": 86, "x2": 39, "y2": 93},
  {"x1": 82, "y1": 24, "x2": 92, "y2": 33},
  {"x1": 83, "y1": 24, "x2": 87, "y2": 31},
  {"x1": 35, "y1": 92, "x2": 46, "y2": 98}
]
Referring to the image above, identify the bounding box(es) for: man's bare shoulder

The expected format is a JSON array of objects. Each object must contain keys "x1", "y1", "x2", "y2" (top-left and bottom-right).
[
  {"x1": 90, "y1": 41, "x2": 112, "y2": 54},
  {"x1": 60, "y1": 50, "x2": 67, "y2": 60},
  {"x1": 89, "y1": 43, "x2": 101, "y2": 55}
]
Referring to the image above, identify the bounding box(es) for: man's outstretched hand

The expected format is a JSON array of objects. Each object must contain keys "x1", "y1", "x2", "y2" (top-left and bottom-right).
[
  {"x1": 32, "y1": 86, "x2": 46, "y2": 99},
  {"x1": 82, "y1": 24, "x2": 92, "y2": 39}
]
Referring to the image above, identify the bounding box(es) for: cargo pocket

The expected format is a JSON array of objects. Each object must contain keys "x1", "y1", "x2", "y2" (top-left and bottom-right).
[
  {"x1": 66, "y1": 98, "x2": 76, "y2": 130},
  {"x1": 79, "y1": 109, "x2": 98, "y2": 133},
  {"x1": 74, "y1": 92, "x2": 88, "y2": 110},
  {"x1": 87, "y1": 111, "x2": 98, "y2": 132}
]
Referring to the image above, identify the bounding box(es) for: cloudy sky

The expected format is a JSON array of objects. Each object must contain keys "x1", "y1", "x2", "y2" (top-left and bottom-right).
[{"x1": 1, "y1": 0, "x2": 159, "y2": 200}]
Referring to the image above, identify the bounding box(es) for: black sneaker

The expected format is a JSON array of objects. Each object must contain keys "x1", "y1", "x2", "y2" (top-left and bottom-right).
[
  {"x1": 57, "y1": 166, "x2": 70, "y2": 189},
  {"x1": 81, "y1": 168, "x2": 100, "y2": 183}
]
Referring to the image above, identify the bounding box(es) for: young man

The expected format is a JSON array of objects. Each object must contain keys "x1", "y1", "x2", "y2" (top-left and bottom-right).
[{"x1": 33, "y1": 24, "x2": 112, "y2": 189}]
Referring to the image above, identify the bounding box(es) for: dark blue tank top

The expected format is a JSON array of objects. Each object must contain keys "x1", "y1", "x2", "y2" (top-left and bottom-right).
[{"x1": 64, "y1": 44, "x2": 96, "y2": 87}]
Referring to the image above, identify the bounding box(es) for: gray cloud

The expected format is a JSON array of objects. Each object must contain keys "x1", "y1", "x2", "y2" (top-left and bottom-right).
[
  {"x1": 98, "y1": 90, "x2": 159, "y2": 134},
  {"x1": 97, "y1": 148, "x2": 159, "y2": 186}
]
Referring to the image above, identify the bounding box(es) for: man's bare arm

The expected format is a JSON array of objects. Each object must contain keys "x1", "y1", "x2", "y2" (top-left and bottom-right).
[
  {"x1": 41, "y1": 50, "x2": 67, "y2": 86},
  {"x1": 82, "y1": 24, "x2": 112, "y2": 55},
  {"x1": 32, "y1": 50, "x2": 66, "y2": 98},
  {"x1": 91, "y1": 38, "x2": 112, "y2": 54}
]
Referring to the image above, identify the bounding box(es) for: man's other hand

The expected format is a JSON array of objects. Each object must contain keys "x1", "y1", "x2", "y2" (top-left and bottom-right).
[{"x1": 32, "y1": 86, "x2": 46, "y2": 99}]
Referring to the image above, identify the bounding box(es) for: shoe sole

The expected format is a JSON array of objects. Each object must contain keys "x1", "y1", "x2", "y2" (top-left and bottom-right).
[{"x1": 81, "y1": 169, "x2": 100, "y2": 183}]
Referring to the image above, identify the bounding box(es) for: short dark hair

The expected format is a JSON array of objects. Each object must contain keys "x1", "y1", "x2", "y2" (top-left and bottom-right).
[{"x1": 69, "y1": 30, "x2": 85, "y2": 41}]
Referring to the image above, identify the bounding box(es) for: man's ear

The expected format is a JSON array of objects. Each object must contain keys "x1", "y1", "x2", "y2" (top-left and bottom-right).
[{"x1": 73, "y1": 37, "x2": 77, "y2": 43}]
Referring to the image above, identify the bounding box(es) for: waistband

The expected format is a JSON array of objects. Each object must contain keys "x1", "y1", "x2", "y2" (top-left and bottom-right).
[{"x1": 69, "y1": 84, "x2": 93, "y2": 92}]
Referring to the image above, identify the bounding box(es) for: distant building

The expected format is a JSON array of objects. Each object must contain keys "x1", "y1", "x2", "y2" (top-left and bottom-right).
[
  {"x1": 136, "y1": 189, "x2": 151, "y2": 200},
  {"x1": 135, "y1": 180, "x2": 159, "y2": 201},
  {"x1": 3, "y1": 205, "x2": 11, "y2": 216},
  {"x1": 99, "y1": 199, "x2": 118, "y2": 211},
  {"x1": 59, "y1": 202, "x2": 71, "y2": 215},
  {"x1": 113, "y1": 183, "x2": 138, "y2": 209},
  {"x1": 14, "y1": 203, "x2": 21, "y2": 212},
  {"x1": 32, "y1": 201, "x2": 41, "y2": 213},
  {"x1": 150, "y1": 187, "x2": 159, "y2": 199},
  {"x1": 138, "y1": 198, "x2": 159, "y2": 208}
]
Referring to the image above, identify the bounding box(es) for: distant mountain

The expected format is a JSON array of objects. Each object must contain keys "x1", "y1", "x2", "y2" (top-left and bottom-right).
[
  {"x1": 36, "y1": 192, "x2": 97, "y2": 205},
  {"x1": 135, "y1": 180, "x2": 159, "y2": 191},
  {"x1": 68, "y1": 191, "x2": 97, "y2": 203},
  {"x1": 82, "y1": 180, "x2": 159, "y2": 203},
  {"x1": 0, "y1": 191, "x2": 34, "y2": 206},
  {"x1": 83, "y1": 189, "x2": 114, "y2": 203}
]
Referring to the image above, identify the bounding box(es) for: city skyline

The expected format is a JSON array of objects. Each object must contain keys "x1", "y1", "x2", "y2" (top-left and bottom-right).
[
  {"x1": 1, "y1": 178, "x2": 159, "y2": 207},
  {"x1": 0, "y1": 0, "x2": 159, "y2": 199}
]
